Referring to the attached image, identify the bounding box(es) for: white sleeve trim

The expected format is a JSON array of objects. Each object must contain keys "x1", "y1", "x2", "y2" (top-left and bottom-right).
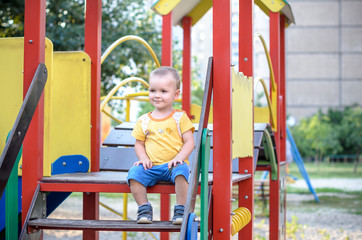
[
  {"x1": 139, "y1": 114, "x2": 151, "y2": 136},
  {"x1": 172, "y1": 111, "x2": 184, "y2": 137}
]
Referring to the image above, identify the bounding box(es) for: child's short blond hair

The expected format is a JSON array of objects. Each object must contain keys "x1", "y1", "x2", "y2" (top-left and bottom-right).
[{"x1": 150, "y1": 66, "x2": 181, "y2": 90}]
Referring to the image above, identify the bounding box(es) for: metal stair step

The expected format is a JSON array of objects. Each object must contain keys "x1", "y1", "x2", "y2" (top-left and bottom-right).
[{"x1": 28, "y1": 218, "x2": 182, "y2": 232}]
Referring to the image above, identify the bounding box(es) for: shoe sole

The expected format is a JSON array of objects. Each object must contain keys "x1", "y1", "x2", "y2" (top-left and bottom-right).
[
  {"x1": 172, "y1": 218, "x2": 183, "y2": 225},
  {"x1": 137, "y1": 217, "x2": 153, "y2": 224}
]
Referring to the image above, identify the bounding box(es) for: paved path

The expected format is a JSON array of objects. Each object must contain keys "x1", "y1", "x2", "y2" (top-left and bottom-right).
[{"x1": 291, "y1": 178, "x2": 362, "y2": 191}]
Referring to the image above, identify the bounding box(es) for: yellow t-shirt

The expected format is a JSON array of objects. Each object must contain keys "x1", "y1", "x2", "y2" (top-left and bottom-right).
[{"x1": 132, "y1": 109, "x2": 195, "y2": 165}]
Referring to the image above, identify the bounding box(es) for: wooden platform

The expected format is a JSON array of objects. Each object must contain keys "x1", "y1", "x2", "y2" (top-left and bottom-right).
[
  {"x1": 40, "y1": 171, "x2": 251, "y2": 193},
  {"x1": 28, "y1": 219, "x2": 182, "y2": 232}
]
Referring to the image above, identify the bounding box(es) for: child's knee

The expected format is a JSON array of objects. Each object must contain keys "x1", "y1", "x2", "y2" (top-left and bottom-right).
[{"x1": 174, "y1": 174, "x2": 186, "y2": 181}]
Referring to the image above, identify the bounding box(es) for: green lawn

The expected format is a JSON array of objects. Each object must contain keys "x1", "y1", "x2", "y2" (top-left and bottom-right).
[{"x1": 288, "y1": 162, "x2": 362, "y2": 179}]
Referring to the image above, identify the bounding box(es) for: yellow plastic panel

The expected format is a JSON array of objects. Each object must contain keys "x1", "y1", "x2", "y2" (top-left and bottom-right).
[
  {"x1": 187, "y1": 0, "x2": 212, "y2": 26},
  {"x1": 255, "y1": 0, "x2": 285, "y2": 14},
  {"x1": 0, "y1": 38, "x2": 24, "y2": 175},
  {"x1": 190, "y1": 103, "x2": 213, "y2": 124},
  {"x1": 0, "y1": 37, "x2": 53, "y2": 176},
  {"x1": 152, "y1": 0, "x2": 182, "y2": 15},
  {"x1": 43, "y1": 39, "x2": 54, "y2": 176},
  {"x1": 254, "y1": 106, "x2": 270, "y2": 123},
  {"x1": 44, "y1": 51, "x2": 91, "y2": 176},
  {"x1": 232, "y1": 69, "x2": 253, "y2": 159}
]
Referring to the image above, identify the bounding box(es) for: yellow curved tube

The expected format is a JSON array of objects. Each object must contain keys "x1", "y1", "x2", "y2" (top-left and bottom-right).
[
  {"x1": 255, "y1": 78, "x2": 276, "y2": 129},
  {"x1": 100, "y1": 77, "x2": 149, "y2": 111},
  {"x1": 100, "y1": 91, "x2": 149, "y2": 101},
  {"x1": 255, "y1": 33, "x2": 277, "y2": 92},
  {"x1": 100, "y1": 77, "x2": 149, "y2": 124},
  {"x1": 101, "y1": 35, "x2": 161, "y2": 67}
]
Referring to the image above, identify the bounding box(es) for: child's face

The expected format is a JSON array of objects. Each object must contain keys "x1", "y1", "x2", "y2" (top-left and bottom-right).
[{"x1": 149, "y1": 73, "x2": 180, "y2": 112}]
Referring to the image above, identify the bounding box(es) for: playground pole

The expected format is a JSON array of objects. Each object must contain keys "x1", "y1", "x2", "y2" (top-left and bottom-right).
[
  {"x1": 84, "y1": 0, "x2": 102, "y2": 239},
  {"x1": 238, "y1": 1, "x2": 254, "y2": 239},
  {"x1": 280, "y1": 14, "x2": 288, "y2": 235},
  {"x1": 22, "y1": 0, "x2": 46, "y2": 231},
  {"x1": 269, "y1": 11, "x2": 282, "y2": 240},
  {"x1": 213, "y1": 0, "x2": 232, "y2": 238},
  {"x1": 160, "y1": 12, "x2": 173, "y2": 240},
  {"x1": 182, "y1": 16, "x2": 192, "y2": 117}
]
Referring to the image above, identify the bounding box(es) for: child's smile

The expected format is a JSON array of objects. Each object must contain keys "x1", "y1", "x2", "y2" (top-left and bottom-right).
[{"x1": 149, "y1": 73, "x2": 180, "y2": 113}]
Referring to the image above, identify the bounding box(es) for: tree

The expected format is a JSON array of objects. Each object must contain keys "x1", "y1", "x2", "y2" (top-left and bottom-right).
[
  {"x1": 1, "y1": 0, "x2": 162, "y2": 95},
  {"x1": 337, "y1": 106, "x2": 362, "y2": 156},
  {"x1": 0, "y1": 0, "x2": 24, "y2": 37},
  {"x1": 291, "y1": 105, "x2": 362, "y2": 161}
]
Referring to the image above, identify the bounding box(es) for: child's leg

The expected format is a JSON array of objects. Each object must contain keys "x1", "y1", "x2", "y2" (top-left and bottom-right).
[
  {"x1": 129, "y1": 179, "x2": 149, "y2": 206},
  {"x1": 175, "y1": 175, "x2": 188, "y2": 205}
]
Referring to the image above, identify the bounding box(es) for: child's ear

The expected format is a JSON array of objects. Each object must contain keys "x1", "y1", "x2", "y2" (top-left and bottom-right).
[{"x1": 174, "y1": 89, "x2": 181, "y2": 100}]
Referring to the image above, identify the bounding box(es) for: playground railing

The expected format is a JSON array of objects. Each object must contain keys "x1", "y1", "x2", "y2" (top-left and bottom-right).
[{"x1": 0, "y1": 63, "x2": 48, "y2": 196}]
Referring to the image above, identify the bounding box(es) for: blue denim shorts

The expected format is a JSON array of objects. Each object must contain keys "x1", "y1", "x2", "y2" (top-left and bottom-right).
[{"x1": 127, "y1": 162, "x2": 190, "y2": 187}]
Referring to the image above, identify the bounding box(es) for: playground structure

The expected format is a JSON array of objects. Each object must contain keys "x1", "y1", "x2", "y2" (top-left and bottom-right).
[{"x1": 0, "y1": 0, "x2": 296, "y2": 239}]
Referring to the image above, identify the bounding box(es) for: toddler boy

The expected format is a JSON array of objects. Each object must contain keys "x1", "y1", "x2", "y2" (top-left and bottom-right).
[{"x1": 127, "y1": 66, "x2": 195, "y2": 225}]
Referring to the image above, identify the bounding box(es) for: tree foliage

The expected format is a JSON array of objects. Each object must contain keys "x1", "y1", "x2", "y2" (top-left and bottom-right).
[
  {"x1": 291, "y1": 105, "x2": 362, "y2": 160},
  {"x1": 0, "y1": 0, "x2": 162, "y2": 96}
]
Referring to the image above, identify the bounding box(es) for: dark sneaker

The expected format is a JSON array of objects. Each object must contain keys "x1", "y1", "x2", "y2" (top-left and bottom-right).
[
  {"x1": 172, "y1": 205, "x2": 185, "y2": 225},
  {"x1": 137, "y1": 203, "x2": 153, "y2": 224}
]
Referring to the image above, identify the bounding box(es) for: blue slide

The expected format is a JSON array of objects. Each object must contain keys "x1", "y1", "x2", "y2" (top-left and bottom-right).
[{"x1": 286, "y1": 126, "x2": 319, "y2": 203}]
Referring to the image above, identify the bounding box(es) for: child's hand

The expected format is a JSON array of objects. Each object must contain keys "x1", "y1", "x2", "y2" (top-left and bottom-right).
[
  {"x1": 168, "y1": 159, "x2": 183, "y2": 169},
  {"x1": 134, "y1": 159, "x2": 153, "y2": 170}
]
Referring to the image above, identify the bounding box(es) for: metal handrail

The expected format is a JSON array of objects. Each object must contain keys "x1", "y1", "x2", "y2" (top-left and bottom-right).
[
  {"x1": 0, "y1": 64, "x2": 48, "y2": 196},
  {"x1": 254, "y1": 78, "x2": 276, "y2": 129},
  {"x1": 100, "y1": 77, "x2": 149, "y2": 124},
  {"x1": 101, "y1": 35, "x2": 161, "y2": 67},
  {"x1": 254, "y1": 32, "x2": 277, "y2": 91}
]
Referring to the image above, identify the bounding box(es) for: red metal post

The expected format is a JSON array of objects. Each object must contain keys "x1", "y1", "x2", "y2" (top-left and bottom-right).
[
  {"x1": 280, "y1": 15, "x2": 286, "y2": 163},
  {"x1": 269, "y1": 11, "x2": 281, "y2": 240},
  {"x1": 161, "y1": 12, "x2": 173, "y2": 240},
  {"x1": 239, "y1": 0, "x2": 254, "y2": 77},
  {"x1": 213, "y1": 0, "x2": 232, "y2": 238},
  {"x1": 238, "y1": 1, "x2": 254, "y2": 239},
  {"x1": 84, "y1": 0, "x2": 102, "y2": 239},
  {"x1": 182, "y1": 16, "x2": 192, "y2": 116},
  {"x1": 22, "y1": 0, "x2": 46, "y2": 228},
  {"x1": 162, "y1": 13, "x2": 173, "y2": 67},
  {"x1": 280, "y1": 15, "x2": 287, "y2": 239}
]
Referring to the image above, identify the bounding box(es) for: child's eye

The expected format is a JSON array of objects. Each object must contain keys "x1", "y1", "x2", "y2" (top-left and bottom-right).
[
  {"x1": 162, "y1": 90, "x2": 167, "y2": 93},
  {"x1": 149, "y1": 89, "x2": 155, "y2": 92}
]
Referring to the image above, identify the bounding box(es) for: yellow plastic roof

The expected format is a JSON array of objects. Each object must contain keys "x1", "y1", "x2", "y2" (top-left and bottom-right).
[{"x1": 152, "y1": 0, "x2": 295, "y2": 26}]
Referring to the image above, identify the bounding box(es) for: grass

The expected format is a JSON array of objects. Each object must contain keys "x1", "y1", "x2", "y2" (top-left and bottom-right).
[
  {"x1": 300, "y1": 193, "x2": 362, "y2": 215},
  {"x1": 288, "y1": 162, "x2": 362, "y2": 179}
]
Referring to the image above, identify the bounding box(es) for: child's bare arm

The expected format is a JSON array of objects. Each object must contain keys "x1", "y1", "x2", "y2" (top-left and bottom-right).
[
  {"x1": 168, "y1": 129, "x2": 195, "y2": 169},
  {"x1": 134, "y1": 139, "x2": 153, "y2": 170}
]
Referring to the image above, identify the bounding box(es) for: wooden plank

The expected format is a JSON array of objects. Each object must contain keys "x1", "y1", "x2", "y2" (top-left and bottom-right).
[
  {"x1": 254, "y1": 131, "x2": 263, "y2": 149},
  {"x1": 100, "y1": 147, "x2": 137, "y2": 171},
  {"x1": 103, "y1": 128, "x2": 213, "y2": 148},
  {"x1": 42, "y1": 172, "x2": 129, "y2": 184},
  {"x1": 102, "y1": 129, "x2": 135, "y2": 147},
  {"x1": 28, "y1": 219, "x2": 182, "y2": 232},
  {"x1": 41, "y1": 171, "x2": 250, "y2": 185}
]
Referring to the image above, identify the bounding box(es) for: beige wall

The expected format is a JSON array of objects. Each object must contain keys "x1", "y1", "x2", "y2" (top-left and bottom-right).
[{"x1": 286, "y1": 0, "x2": 362, "y2": 121}]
